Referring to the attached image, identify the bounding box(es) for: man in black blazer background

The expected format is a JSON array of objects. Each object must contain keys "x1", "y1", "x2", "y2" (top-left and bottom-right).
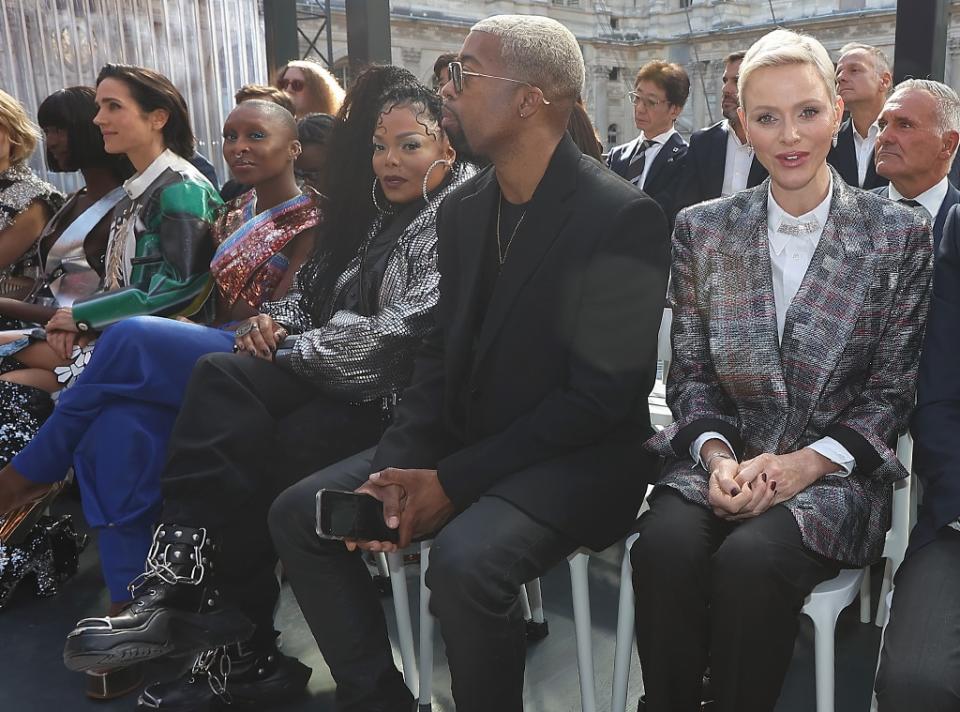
[
  {"x1": 677, "y1": 50, "x2": 767, "y2": 211},
  {"x1": 873, "y1": 79, "x2": 960, "y2": 250},
  {"x1": 606, "y1": 60, "x2": 689, "y2": 223},
  {"x1": 828, "y1": 42, "x2": 891, "y2": 189},
  {"x1": 269, "y1": 14, "x2": 670, "y2": 712}
]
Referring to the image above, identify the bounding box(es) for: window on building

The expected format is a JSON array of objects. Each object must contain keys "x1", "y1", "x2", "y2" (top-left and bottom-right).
[
  {"x1": 608, "y1": 123, "x2": 619, "y2": 146},
  {"x1": 552, "y1": 0, "x2": 581, "y2": 5},
  {"x1": 608, "y1": 67, "x2": 619, "y2": 81},
  {"x1": 679, "y1": 0, "x2": 693, "y2": 7},
  {"x1": 610, "y1": 17, "x2": 620, "y2": 29}
]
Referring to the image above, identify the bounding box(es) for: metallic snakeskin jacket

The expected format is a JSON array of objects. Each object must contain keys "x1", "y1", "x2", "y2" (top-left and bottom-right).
[{"x1": 266, "y1": 162, "x2": 475, "y2": 403}]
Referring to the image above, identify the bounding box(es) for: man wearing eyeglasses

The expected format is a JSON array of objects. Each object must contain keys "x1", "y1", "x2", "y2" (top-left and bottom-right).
[
  {"x1": 268, "y1": 14, "x2": 670, "y2": 712},
  {"x1": 607, "y1": 59, "x2": 690, "y2": 223}
]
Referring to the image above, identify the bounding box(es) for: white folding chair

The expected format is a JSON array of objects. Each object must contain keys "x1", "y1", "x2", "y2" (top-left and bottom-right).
[
  {"x1": 384, "y1": 540, "x2": 544, "y2": 711},
  {"x1": 569, "y1": 308, "x2": 672, "y2": 711},
  {"x1": 799, "y1": 433, "x2": 914, "y2": 712}
]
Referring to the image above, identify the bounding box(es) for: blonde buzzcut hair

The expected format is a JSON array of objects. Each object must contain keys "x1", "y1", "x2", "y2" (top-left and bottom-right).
[
  {"x1": 0, "y1": 89, "x2": 41, "y2": 166},
  {"x1": 738, "y1": 29, "x2": 837, "y2": 109},
  {"x1": 470, "y1": 14, "x2": 585, "y2": 103}
]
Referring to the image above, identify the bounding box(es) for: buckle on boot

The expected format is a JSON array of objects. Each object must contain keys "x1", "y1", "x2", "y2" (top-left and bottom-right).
[{"x1": 128, "y1": 526, "x2": 210, "y2": 595}]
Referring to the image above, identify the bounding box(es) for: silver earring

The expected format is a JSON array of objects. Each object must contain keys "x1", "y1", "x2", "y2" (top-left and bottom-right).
[
  {"x1": 371, "y1": 177, "x2": 394, "y2": 215},
  {"x1": 832, "y1": 131, "x2": 839, "y2": 148},
  {"x1": 422, "y1": 159, "x2": 453, "y2": 204}
]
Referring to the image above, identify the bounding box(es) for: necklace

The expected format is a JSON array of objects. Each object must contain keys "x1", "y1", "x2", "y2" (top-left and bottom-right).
[{"x1": 496, "y1": 191, "x2": 527, "y2": 265}]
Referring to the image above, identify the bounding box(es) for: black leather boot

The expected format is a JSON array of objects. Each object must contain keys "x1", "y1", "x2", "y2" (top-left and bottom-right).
[
  {"x1": 136, "y1": 634, "x2": 311, "y2": 711},
  {"x1": 62, "y1": 524, "x2": 254, "y2": 672}
]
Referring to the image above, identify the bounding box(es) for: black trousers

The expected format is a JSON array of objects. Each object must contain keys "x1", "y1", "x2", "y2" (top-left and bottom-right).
[
  {"x1": 876, "y1": 527, "x2": 960, "y2": 711},
  {"x1": 160, "y1": 353, "x2": 385, "y2": 638},
  {"x1": 630, "y1": 488, "x2": 840, "y2": 712},
  {"x1": 268, "y1": 449, "x2": 577, "y2": 712}
]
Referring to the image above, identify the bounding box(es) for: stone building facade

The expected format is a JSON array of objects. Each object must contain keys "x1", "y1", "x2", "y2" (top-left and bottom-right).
[{"x1": 304, "y1": 0, "x2": 960, "y2": 149}]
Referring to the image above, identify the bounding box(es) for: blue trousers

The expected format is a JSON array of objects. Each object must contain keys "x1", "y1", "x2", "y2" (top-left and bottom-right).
[{"x1": 12, "y1": 316, "x2": 234, "y2": 601}]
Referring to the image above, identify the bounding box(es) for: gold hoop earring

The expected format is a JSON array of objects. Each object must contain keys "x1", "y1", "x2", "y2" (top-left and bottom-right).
[
  {"x1": 371, "y1": 177, "x2": 394, "y2": 215},
  {"x1": 422, "y1": 159, "x2": 453, "y2": 204}
]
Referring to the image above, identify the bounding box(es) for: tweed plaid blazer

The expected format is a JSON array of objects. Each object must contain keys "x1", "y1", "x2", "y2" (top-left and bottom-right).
[{"x1": 646, "y1": 169, "x2": 933, "y2": 567}]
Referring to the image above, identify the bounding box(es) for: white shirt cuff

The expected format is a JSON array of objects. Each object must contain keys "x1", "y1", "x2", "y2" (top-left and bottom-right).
[
  {"x1": 808, "y1": 437, "x2": 855, "y2": 476},
  {"x1": 690, "y1": 431, "x2": 735, "y2": 469}
]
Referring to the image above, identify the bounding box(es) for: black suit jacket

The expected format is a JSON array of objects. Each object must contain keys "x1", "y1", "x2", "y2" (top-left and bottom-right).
[
  {"x1": 677, "y1": 121, "x2": 767, "y2": 211},
  {"x1": 371, "y1": 135, "x2": 671, "y2": 550},
  {"x1": 827, "y1": 117, "x2": 888, "y2": 189},
  {"x1": 871, "y1": 181, "x2": 960, "y2": 251},
  {"x1": 606, "y1": 132, "x2": 687, "y2": 224},
  {"x1": 910, "y1": 203, "x2": 960, "y2": 554}
]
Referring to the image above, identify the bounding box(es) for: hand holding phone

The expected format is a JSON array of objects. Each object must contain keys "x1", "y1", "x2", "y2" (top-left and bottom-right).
[{"x1": 315, "y1": 489, "x2": 400, "y2": 543}]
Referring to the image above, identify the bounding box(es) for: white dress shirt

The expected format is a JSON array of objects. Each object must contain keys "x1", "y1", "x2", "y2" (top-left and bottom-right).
[
  {"x1": 691, "y1": 175, "x2": 856, "y2": 476},
  {"x1": 852, "y1": 120, "x2": 880, "y2": 187},
  {"x1": 631, "y1": 127, "x2": 678, "y2": 189},
  {"x1": 721, "y1": 121, "x2": 754, "y2": 197},
  {"x1": 887, "y1": 176, "x2": 949, "y2": 223}
]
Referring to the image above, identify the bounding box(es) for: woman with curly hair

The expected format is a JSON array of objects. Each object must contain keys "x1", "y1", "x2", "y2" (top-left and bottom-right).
[{"x1": 274, "y1": 59, "x2": 345, "y2": 118}]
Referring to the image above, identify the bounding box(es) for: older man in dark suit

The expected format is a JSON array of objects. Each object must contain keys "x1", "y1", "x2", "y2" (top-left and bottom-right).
[
  {"x1": 677, "y1": 51, "x2": 767, "y2": 210},
  {"x1": 268, "y1": 14, "x2": 670, "y2": 712},
  {"x1": 873, "y1": 79, "x2": 960, "y2": 251},
  {"x1": 607, "y1": 60, "x2": 689, "y2": 223}
]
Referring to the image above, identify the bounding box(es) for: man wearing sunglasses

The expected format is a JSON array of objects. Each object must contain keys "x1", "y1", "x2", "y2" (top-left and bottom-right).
[
  {"x1": 269, "y1": 13, "x2": 670, "y2": 712},
  {"x1": 607, "y1": 59, "x2": 690, "y2": 224}
]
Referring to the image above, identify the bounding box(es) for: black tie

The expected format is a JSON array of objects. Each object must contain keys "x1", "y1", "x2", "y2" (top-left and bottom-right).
[
  {"x1": 626, "y1": 139, "x2": 654, "y2": 183},
  {"x1": 898, "y1": 198, "x2": 922, "y2": 209}
]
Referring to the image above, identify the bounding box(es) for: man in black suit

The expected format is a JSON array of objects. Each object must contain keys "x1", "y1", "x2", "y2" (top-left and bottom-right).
[
  {"x1": 828, "y1": 42, "x2": 891, "y2": 189},
  {"x1": 873, "y1": 79, "x2": 960, "y2": 250},
  {"x1": 269, "y1": 14, "x2": 670, "y2": 712},
  {"x1": 875, "y1": 185, "x2": 960, "y2": 712},
  {"x1": 606, "y1": 59, "x2": 689, "y2": 223},
  {"x1": 677, "y1": 50, "x2": 767, "y2": 211}
]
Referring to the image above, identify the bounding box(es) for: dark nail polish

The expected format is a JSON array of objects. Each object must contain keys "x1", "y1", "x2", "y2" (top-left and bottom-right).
[
  {"x1": 762, "y1": 473, "x2": 767, "y2": 483},
  {"x1": 731, "y1": 487, "x2": 740, "y2": 496}
]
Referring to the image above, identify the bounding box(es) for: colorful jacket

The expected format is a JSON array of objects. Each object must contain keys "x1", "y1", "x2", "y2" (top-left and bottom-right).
[{"x1": 73, "y1": 150, "x2": 221, "y2": 331}]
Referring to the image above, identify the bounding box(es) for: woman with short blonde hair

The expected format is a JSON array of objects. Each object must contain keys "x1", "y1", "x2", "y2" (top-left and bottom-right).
[{"x1": 630, "y1": 29, "x2": 932, "y2": 711}]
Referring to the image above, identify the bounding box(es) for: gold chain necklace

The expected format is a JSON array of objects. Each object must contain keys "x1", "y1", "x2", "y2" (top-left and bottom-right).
[{"x1": 496, "y1": 191, "x2": 527, "y2": 265}]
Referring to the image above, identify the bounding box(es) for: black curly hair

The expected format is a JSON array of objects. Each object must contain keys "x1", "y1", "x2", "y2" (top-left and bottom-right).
[{"x1": 297, "y1": 65, "x2": 422, "y2": 320}]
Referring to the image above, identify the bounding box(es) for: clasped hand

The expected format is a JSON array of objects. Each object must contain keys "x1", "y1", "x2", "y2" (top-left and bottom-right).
[
  {"x1": 345, "y1": 468, "x2": 455, "y2": 553},
  {"x1": 707, "y1": 449, "x2": 832, "y2": 521},
  {"x1": 44, "y1": 307, "x2": 81, "y2": 360}
]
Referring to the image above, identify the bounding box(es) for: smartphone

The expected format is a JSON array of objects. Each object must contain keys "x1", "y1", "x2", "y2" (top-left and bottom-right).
[{"x1": 315, "y1": 489, "x2": 399, "y2": 543}]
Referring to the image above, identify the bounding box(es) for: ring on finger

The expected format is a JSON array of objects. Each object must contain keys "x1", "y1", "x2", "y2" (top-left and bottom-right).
[{"x1": 235, "y1": 322, "x2": 256, "y2": 337}]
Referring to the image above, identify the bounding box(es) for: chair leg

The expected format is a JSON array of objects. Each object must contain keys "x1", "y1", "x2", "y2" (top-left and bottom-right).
[
  {"x1": 418, "y1": 541, "x2": 433, "y2": 711},
  {"x1": 870, "y1": 587, "x2": 894, "y2": 712},
  {"x1": 387, "y1": 551, "x2": 419, "y2": 698},
  {"x1": 875, "y1": 559, "x2": 893, "y2": 629},
  {"x1": 526, "y1": 577, "x2": 545, "y2": 624},
  {"x1": 808, "y1": 605, "x2": 841, "y2": 712},
  {"x1": 568, "y1": 552, "x2": 597, "y2": 712},
  {"x1": 859, "y1": 568, "x2": 872, "y2": 624},
  {"x1": 612, "y1": 535, "x2": 639, "y2": 712},
  {"x1": 519, "y1": 582, "x2": 533, "y2": 620}
]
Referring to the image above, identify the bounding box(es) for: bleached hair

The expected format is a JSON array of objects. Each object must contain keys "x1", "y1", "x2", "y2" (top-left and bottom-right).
[
  {"x1": 739, "y1": 29, "x2": 837, "y2": 108},
  {"x1": 471, "y1": 14, "x2": 585, "y2": 103}
]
